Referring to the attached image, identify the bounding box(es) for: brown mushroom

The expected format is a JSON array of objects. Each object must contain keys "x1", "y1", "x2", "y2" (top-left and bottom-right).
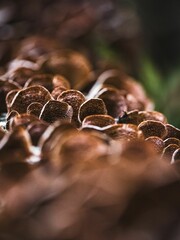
[
  {"x1": 95, "y1": 87, "x2": 127, "y2": 118},
  {"x1": 39, "y1": 100, "x2": 73, "y2": 124},
  {"x1": 27, "y1": 102, "x2": 43, "y2": 117},
  {"x1": 79, "y1": 98, "x2": 107, "y2": 122},
  {"x1": 138, "y1": 120, "x2": 167, "y2": 139},
  {"x1": 58, "y1": 90, "x2": 85, "y2": 127},
  {"x1": 10, "y1": 85, "x2": 52, "y2": 114},
  {"x1": 82, "y1": 114, "x2": 115, "y2": 128},
  {"x1": 40, "y1": 49, "x2": 92, "y2": 90}
]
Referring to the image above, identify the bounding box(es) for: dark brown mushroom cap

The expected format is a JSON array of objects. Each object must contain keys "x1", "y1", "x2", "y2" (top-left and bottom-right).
[
  {"x1": 10, "y1": 85, "x2": 52, "y2": 114},
  {"x1": 79, "y1": 98, "x2": 107, "y2": 122},
  {"x1": 27, "y1": 102, "x2": 43, "y2": 117},
  {"x1": 138, "y1": 120, "x2": 167, "y2": 139},
  {"x1": 39, "y1": 100, "x2": 73, "y2": 124},
  {"x1": 145, "y1": 136, "x2": 165, "y2": 154},
  {"x1": 0, "y1": 127, "x2": 32, "y2": 163},
  {"x1": 164, "y1": 137, "x2": 180, "y2": 147},
  {"x1": 24, "y1": 74, "x2": 54, "y2": 92},
  {"x1": 6, "y1": 67, "x2": 37, "y2": 87},
  {"x1": 95, "y1": 87, "x2": 127, "y2": 118},
  {"x1": 165, "y1": 124, "x2": 180, "y2": 140},
  {"x1": 82, "y1": 114, "x2": 115, "y2": 128},
  {"x1": 0, "y1": 79, "x2": 21, "y2": 113},
  {"x1": 162, "y1": 144, "x2": 179, "y2": 163},
  {"x1": 58, "y1": 90, "x2": 85, "y2": 127},
  {"x1": 89, "y1": 69, "x2": 152, "y2": 110},
  {"x1": 40, "y1": 49, "x2": 92, "y2": 90}
]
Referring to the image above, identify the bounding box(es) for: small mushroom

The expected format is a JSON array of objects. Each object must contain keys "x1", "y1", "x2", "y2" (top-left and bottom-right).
[
  {"x1": 39, "y1": 100, "x2": 73, "y2": 124},
  {"x1": 95, "y1": 87, "x2": 127, "y2": 118},
  {"x1": 164, "y1": 137, "x2": 180, "y2": 147},
  {"x1": 82, "y1": 114, "x2": 115, "y2": 128},
  {"x1": 138, "y1": 120, "x2": 167, "y2": 139},
  {"x1": 10, "y1": 85, "x2": 52, "y2": 114},
  {"x1": 88, "y1": 69, "x2": 153, "y2": 110},
  {"x1": 27, "y1": 102, "x2": 43, "y2": 117},
  {"x1": 58, "y1": 90, "x2": 85, "y2": 127},
  {"x1": 79, "y1": 98, "x2": 107, "y2": 122}
]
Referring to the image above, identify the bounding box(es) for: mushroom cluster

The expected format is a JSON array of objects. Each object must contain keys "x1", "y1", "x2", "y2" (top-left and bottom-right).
[{"x1": 0, "y1": 36, "x2": 180, "y2": 240}]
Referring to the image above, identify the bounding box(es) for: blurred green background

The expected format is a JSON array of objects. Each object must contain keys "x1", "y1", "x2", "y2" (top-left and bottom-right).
[{"x1": 0, "y1": 0, "x2": 179, "y2": 127}]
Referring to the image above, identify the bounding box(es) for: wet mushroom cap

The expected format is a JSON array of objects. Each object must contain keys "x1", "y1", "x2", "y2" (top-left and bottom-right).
[
  {"x1": 10, "y1": 85, "x2": 52, "y2": 114},
  {"x1": 39, "y1": 100, "x2": 73, "y2": 124},
  {"x1": 138, "y1": 120, "x2": 167, "y2": 139},
  {"x1": 79, "y1": 98, "x2": 107, "y2": 122}
]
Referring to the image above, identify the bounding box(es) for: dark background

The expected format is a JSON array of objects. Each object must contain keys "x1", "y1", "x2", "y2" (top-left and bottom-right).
[{"x1": 0, "y1": 0, "x2": 179, "y2": 127}]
